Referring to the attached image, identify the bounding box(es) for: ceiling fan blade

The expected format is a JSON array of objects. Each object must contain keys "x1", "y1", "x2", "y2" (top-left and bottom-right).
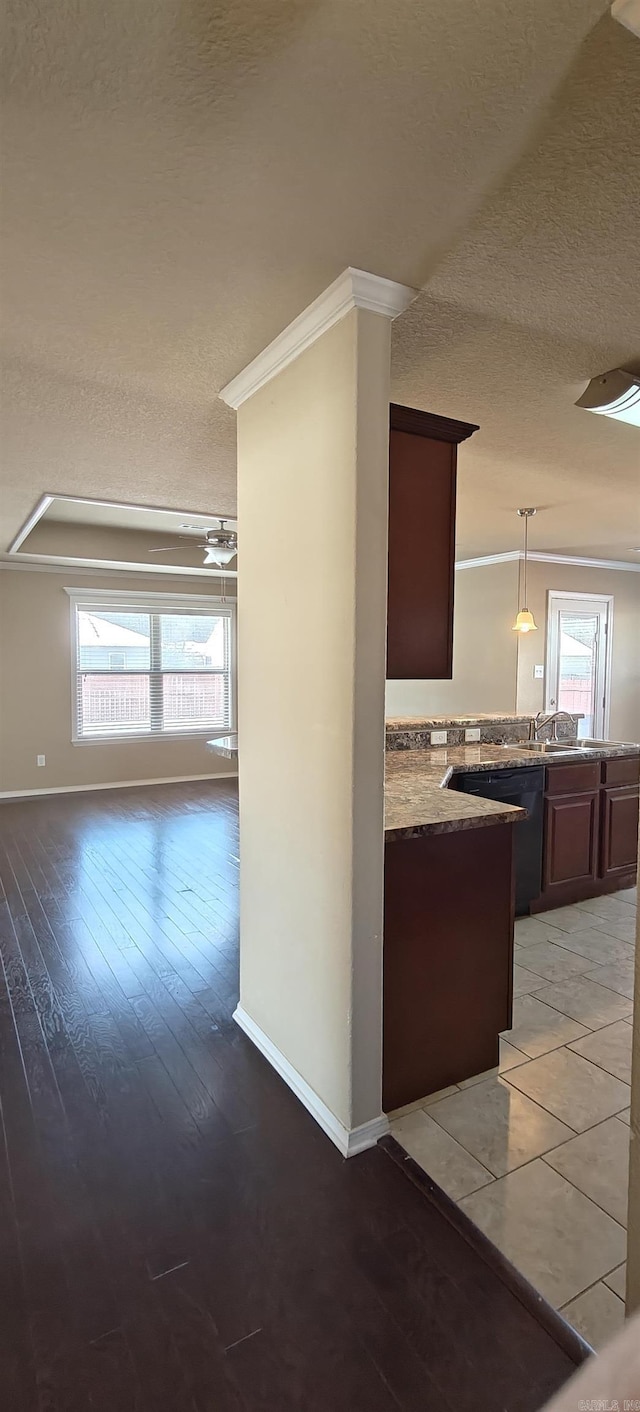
[{"x1": 148, "y1": 545, "x2": 204, "y2": 553}]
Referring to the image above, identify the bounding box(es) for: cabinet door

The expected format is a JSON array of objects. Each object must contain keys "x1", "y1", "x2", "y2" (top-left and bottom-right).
[
  {"x1": 543, "y1": 791, "x2": 599, "y2": 892},
  {"x1": 386, "y1": 406, "x2": 478, "y2": 681},
  {"x1": 387, "y1": 428, "x2": 455, "y2": 680},
  {"x1": 600, "y1": 785, "x2": 640, "y2": 877}
]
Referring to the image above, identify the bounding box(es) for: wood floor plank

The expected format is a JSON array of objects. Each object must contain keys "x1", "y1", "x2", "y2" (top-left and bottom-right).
[{"x1": 0, "y1": 782, "x2": 579, "y2": 1411}]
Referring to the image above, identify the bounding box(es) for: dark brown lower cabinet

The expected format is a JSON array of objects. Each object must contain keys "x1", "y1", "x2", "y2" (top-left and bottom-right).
[
  {"x1": 600, "y1": 784, "x2": 640, "y2": 878},
  {"x1": 383, "y1": 822, "x2": 515, "y2": 1112},
  {"x1": 543, "y1": 790, "x2": 600, "y2": 896},
  {"x1": 533, "y1": 755, "x2": 639, "y2": 912}
]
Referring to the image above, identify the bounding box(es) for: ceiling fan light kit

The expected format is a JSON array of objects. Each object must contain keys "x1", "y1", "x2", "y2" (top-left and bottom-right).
[
  {"x1": 203, "y1": 544, "x2": 237, "y2": 566},
  {"x1": 148, "y1": 518, "x2": 238, "y2": 566}
]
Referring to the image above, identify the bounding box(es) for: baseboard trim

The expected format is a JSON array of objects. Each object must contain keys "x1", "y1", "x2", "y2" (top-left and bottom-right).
[
  {"x1": 233, "y1": 1004, "x2": 389, "y2": 1158},
  {"x1": 0, "y1": 772, "x2": 238, "y2": 800}
]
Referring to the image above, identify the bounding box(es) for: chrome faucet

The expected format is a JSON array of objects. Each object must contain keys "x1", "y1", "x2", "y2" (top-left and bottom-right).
[{"x1": 530, "y1": 710, "x2": 576, "y2": 743}]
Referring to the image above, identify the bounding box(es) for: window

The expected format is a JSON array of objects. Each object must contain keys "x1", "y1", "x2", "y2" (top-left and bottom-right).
[{"x1": 69, "y1": 592, "x2": 235, "y2": 741}]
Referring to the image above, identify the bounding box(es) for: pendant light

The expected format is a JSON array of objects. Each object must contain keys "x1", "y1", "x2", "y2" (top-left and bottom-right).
[{"x1": 513, "y1": 508, "x2": 538, "y2": 633}]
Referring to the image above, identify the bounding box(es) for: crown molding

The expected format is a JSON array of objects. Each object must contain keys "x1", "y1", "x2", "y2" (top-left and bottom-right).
[
  {"x1": 0, "y1": 552, "x2": 237, "y2": 580},
  {"x1": 529, "y1": 551, "x2": 640, "y2": 572},
  {"x1": 7, "y1": 494, "x2": 54, "y2": 553},
  {"x1": 7, "y1": 493, "x2": 237, "y2": 556},
  {"x1": 455, "y1": 550, "x2": 640, "y2": 573},
  {"x1": 390, "y1": 404, "x2": 479, "y2": 444},
  {"x1": 455, "y1": 551, "x2": 519, "y2": 570},
  {"x1": 219, "y1": 267, "x2": 417, "y2": 409}
]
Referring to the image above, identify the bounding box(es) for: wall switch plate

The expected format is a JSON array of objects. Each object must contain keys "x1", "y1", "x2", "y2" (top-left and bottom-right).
[
  {"x1": 534, "y1": 665, "x2": 545, "y2": 680},
  {"x1": 430, "y1": 730, "x2": 448, "y2": 746},
  {"x1": 36, "y1": 754, "x2": 46, "y2": 767},
  {"x1": 465, "y1": 728, "x2": 481, "y2": 743}
]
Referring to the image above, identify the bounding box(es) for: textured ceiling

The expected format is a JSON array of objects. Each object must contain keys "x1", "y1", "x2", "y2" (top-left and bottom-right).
[{"x1": 1, "y1": 0, "x2": 638, "y2": 558}]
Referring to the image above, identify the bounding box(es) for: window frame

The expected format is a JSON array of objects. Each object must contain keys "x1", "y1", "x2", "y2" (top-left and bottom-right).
[{"x1": 66, "y1": 588, "x2": 237, "y2": 745}]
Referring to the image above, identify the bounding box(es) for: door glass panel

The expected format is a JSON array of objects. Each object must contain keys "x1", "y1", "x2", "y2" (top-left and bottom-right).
[{"x1": 556, "y1": 611, "x2": 599, "y2": 737}]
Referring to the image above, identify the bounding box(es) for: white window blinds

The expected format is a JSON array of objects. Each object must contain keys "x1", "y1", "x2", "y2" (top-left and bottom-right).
[{"x1": 70, "y1": 595, "x2": 234, "y2": 741}]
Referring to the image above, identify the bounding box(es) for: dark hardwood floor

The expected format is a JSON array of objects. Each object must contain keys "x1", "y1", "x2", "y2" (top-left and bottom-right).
[{"x1": 0, "y1": 781, "x2": 579, "y2": 1411}]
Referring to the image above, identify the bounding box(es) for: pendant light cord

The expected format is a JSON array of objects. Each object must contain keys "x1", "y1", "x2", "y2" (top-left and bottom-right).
[{"x1": 523, "y1": 513, "x2": 528, "y2": 608}]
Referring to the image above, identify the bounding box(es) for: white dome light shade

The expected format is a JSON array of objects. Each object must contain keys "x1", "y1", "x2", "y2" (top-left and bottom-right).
[
  {"x1": 204, "y1": 545, "x2": 237, "y2": 565},
  {"x1": 575, "y1": 369, "x2": 640, "y2": 427}
]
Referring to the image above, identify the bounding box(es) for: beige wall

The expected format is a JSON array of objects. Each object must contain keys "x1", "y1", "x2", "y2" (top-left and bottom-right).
[
  {"x1": 385, "y1": 559, "x2": 520, "y2": 718},
  {"x1": 0, "y1": 567, "x2": 237, "y2": 793},
  {"x1": 386, "y1": 558, "x2": 640, "y2": 741},
  {"x1": 236, "y1": 306, "x2": 390, "y2": 1137},
  {"x1": 516, "y1": 561, "x2": 640, "y2": 742}
]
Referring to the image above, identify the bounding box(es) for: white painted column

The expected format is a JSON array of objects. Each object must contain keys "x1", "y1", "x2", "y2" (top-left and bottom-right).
[{"x1": 220, "y1": 269, "x2": 414, "y2": 1156}]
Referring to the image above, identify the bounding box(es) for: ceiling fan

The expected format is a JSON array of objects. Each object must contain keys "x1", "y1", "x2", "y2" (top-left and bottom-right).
[{"x1": 149, "y1": 519, "x2": 238, "y2": 565}]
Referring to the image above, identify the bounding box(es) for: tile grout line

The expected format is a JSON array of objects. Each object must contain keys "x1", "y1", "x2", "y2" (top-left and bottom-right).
[
  {"x1": 501, "y1": 1059, "x2": 630, "y2": 1130},
  {"x1": 538, "y1": 1148, "x2": 629, "y2": 1236},
  {"x1": 558, "y1": 1273, "x2": 626, "y2": 1315}
]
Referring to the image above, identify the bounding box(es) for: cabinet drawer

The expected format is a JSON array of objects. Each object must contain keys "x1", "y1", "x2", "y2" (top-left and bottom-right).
[
  {"x1": 602, "y1": 756, "x2": 640, "y2": 787},
  {"x1": 545, "y1": 762, "x2": 600, "y2": 796}
]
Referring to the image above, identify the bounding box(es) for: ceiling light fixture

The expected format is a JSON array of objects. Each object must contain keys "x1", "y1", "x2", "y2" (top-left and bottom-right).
[
  {"x1": 575, "y1": 368, "x2": 640, "y2": 427},
  {"x1": 513, "y1": 508, "x2": 538, "y2": 634},
  {"x1": 611, "y1": 0, "x2": 640, "y2": 40},
  {"x1": 203, "y1": 544, "x2": 237, "y2": 566}
]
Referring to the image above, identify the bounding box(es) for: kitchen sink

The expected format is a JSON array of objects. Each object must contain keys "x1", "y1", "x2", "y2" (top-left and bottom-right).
[
  {"x1": 504, "y1": 741, "x2": 561, "y2": 753},
  {"x1": 557, "y1": 738, "x2": 608, "y2": 749},
  {"x1": 512, "y1": 738, "x2": 635, "y2": 754},
  {"x1": 547, "y1": 738, "x2": 633, "y2": 750}
]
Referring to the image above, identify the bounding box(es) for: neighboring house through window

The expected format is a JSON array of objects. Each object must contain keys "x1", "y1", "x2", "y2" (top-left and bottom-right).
[{"x1": 67, "y1": 590, "x2": 235, "y2": 741}]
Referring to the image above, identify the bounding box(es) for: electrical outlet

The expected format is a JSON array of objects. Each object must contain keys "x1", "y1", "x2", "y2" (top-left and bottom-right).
[
  {"x1": 36, "y1": 754, "x2": 46, "y2": 767},
  {"x1": 534, "y1": 665, "x2": 544, "y2": 680},
  {"x1": 430, "y1": 730, "x2": 448, "y2": 746},
  {"x1": 465, "y1": 728, "x2": 481, "y2": 743}
]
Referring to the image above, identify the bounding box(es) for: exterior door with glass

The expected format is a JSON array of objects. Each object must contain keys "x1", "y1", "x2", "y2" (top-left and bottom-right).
[{"x1": 546, "y1": 592, "x2": 613, "y2": 739}]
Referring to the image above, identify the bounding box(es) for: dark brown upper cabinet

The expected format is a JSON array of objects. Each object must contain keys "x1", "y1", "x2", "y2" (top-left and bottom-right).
[{"x1": 387, "y1": 404, "x2": 478, "y2": 680}]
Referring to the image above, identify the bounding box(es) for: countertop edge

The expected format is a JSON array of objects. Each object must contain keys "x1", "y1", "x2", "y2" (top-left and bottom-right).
[{"x1": 385, "y1": 804, "x2": 526, "y2": 841}]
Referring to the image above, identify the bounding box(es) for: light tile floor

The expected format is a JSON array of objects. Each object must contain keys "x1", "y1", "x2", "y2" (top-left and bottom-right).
[{"x1": 390, "y1": 887, "x2": 636, "y2": 1353}]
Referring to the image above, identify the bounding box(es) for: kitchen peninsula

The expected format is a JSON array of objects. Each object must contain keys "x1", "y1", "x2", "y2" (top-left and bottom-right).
[
  {"x1": 383, "y1": 747, "x2": 524, "y2": 1111},
  {"x1": 383, "y1": 715, "x2": 640, "y2": 1112}
]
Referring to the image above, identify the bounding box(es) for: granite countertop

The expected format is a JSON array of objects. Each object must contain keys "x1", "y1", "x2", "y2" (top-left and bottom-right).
[
  {"x1": 384, "y1": 750, "x2": 526, "y2": 840},
  {"x1": 206, "y1": 733, "x2": 239, "y2": 759},
  {"x1": 206, "y1": 732, "x2": 638, "y2": 837},
  {"x1": 384, "y1": 741, "x2": 640, "y2": 841},
  {"x1": 386, "y1": 714, "x2": 537, "y2": 730}
]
